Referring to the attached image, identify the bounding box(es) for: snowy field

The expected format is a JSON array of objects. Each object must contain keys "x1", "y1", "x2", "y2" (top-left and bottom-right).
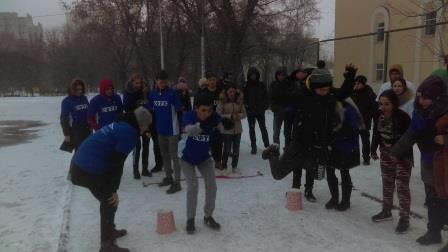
[{"x1": 0, "y1": 96, "x2": 447, "y2": 252}]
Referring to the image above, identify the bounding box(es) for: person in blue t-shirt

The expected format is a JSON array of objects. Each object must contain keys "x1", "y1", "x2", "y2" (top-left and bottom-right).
[
  {"x1": 147, "y1": 70, "x2": 183, "y2": 194},
  {"x1": 178, "y1": 93, "x2": 223, "y2": 234},
  {"x1": 70, "y1": 107, "x2": 152, "y2": 252},
  {"x1": 88, "y1": 78, "x2": 123, "y2": 131},
  {"x1": 60, "y1": 79, "x2": 91, "y2": 152}
]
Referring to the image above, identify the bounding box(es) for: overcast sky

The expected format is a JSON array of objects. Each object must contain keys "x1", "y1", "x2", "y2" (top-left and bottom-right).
[{"x1": 0, "y1": 0, "x2": 335, "y2": 56}]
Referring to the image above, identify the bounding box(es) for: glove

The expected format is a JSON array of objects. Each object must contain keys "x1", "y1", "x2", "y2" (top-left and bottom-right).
[
  {"x1": 222, "y1": 118, "x2": 234, "y2": 130},
  {"x1": 343, "y1": 64, "x2": 358, "y2": 81},
  {"x1": 185, "y1": 122, "x2": 202, "y2": 136}
]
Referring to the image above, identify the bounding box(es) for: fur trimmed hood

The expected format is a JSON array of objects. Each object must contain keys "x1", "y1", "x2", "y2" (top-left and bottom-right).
[
  {"x1": 333, "y1": 98, "x2": 366, "y2": 133},
  {"x1": 219, "y1": 89, "x2": 244, "y2": 105}
]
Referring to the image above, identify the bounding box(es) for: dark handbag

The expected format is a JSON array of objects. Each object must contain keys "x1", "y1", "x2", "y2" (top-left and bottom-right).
[{"x1": 60, "y1": 140, "x2": 74, "y2": 153}]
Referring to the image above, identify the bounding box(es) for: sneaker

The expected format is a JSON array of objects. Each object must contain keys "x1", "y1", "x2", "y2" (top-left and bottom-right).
[
  {"x1": 100, "y1": 241, "x2": 129, "y2": 252},
  {"x1": 215, "y1": 169, "x2": 227, "y2": 176},
  {"x1": 186, "y1": 218, "x2": 195, "y2": 234},
  {"x1": 113, "y1": 228, "x2": 127, "y2": 239},
  {"x1": 416, "y1": 231, "x2": 442, "y2": 245},
  {"x1": 395, "y1": 218, "x2": 409, "y2": 234},
  {"x1": 204, "y1": 216, "x2": 221, "y2": 230},
  {"x1": 141, "y1": 168, "x2": 152, "y2": 177},
  {"x1": 150, "y1": 165, "x2": 162, "y2": 173},
  {"x1": 304, "y1": 191, "x2": 317, "y2": 203},
  {"x1": 371, "y1": 210, "x2": 393, "y2": 222},
  {"x1": 158, "y1": 177, "x2": 173, "y2": 187},
  {"x1": 166, "y1": 183, "x2": 182, "y2": 194},
  {"x1": 363, "y1": 160, "x2": 370, "y2": 166},
  {"x1": 232, "y1": 168, "x2": 241, "y2": 175}
]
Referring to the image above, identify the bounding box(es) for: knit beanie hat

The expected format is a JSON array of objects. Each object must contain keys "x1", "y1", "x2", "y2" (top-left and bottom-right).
[
  {"x1": 309, "y1": 68, "x2": 333, "y2": 90},
  {"x1": 134, "y1": 107, "x2": 152, "y2": 130}
]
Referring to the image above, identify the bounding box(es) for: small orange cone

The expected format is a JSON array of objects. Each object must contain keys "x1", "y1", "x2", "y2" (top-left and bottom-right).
[
  {"x1": 285, "y1": 189, "x2": 303, "y2": 211},
  {"x1": 156, "y1": 210, "x2": 176, "y2": 234}
]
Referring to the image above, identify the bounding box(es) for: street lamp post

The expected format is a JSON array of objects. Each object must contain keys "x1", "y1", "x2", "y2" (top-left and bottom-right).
[{"x1": 159, "y1": 0, "x2": 165, "y2": 70}]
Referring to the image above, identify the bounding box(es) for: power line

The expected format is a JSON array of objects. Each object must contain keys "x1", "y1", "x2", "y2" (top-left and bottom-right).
[{"x1": 0, "y1": 13, "x2": 67, "y2": 20}]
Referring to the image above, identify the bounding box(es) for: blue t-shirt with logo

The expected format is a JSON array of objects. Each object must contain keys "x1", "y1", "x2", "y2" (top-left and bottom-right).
[
  {"x1": 148, "y1": 88, "x2": 182, "y2": 136},
  {"x1": 88, "y1": 94, "x2": 123, "y2": 128},
  {"x1": 178, "y1": 111, "x2": 221, "y2": 165},
  {"x1": 60, "y1": 95, "x2": 89, "y2": 126}
]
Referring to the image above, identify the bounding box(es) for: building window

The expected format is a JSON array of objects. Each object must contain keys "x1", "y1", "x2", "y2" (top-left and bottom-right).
[
  {"x1": 377, "y1": 22, "x2": 385, "y2": 42},
  {"x1": 376, "y1": 64, "x2": 384, "y2": 81},
  {"x1": 425, "y1": 11, "x2": 437, "y2": 35}
]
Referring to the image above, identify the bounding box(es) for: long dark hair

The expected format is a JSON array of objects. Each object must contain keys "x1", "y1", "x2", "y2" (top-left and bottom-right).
[
  {"x1": 68, "y1": 79, "x2": 86, "y2": 96},
  {"x1": 379, "y1": 89, "x2": 399, "y2": 112}
]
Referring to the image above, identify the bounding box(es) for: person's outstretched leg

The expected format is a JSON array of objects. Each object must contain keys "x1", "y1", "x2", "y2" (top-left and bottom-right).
[{"x1": 262, "y1": 141, "x2": 303, "y2": 180}]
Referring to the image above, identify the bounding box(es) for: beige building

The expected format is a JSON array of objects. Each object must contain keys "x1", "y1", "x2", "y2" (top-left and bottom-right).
[{"x1": 334, "y1": 0, "x2": 447, "y2": 90}]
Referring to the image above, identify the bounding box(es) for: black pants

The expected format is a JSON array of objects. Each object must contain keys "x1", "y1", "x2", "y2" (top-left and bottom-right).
[
  {"x1": 151, "y1": 133, "x2": 163, "y2": 168},
  {"x1": 247, "y1": 112, "x2": 270, "y2": 148},
  {"x1": 425, "y1": 184, "x2": 448, "y2": 233},
  {"x1": 70, "y1": 164, "x2": 117, "y2": 243},
  {"x1": 326, "y1": 167, "x2": 352, "y2": 188},
  {"x1": 273, "y1": 111, "x2": 294, "y2": 148},
  {"x1": 292, "y1": 168, "x2": 314, "y2": 191},
  {"x1": 360, "y1": 130, "x2": 371, "y2": 162},
  {"x1": 211, "y1": 129, "x2": 223, "y2": 169},
  {"x1": 133, "y1": 134, "x2": 150, "y2": 171},
  {"x1": 222, "y1": 134, "x2": 242, "y2": 169},
  {"x1": 71, "y1": 125, "x2": 92, "y2": 152}
]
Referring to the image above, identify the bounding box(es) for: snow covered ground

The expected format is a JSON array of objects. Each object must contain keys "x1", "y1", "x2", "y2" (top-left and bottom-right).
[{"x1": 0, "y1": 96, "x2": 446, "y2": 252}]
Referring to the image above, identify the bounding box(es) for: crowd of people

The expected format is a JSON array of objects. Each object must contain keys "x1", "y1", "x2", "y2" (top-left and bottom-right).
[{"x1": 59, "y1": 60, "x2": 448, "y2": 252}]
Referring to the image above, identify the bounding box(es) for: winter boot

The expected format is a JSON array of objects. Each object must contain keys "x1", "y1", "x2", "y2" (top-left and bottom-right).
[
  {"x1": 336, "y1": 186, "x2": 352, "y2": 211},
  {"x1": 133, "y1": 167, "x2": 140, "y2": 180},
  {"x1": 141, "y1": 168, "x2": 152, "y2": 177},
  {"x1": 251, "y1": 146, "x2": 257, "y2": 155},
  {"x1": 99, "y1": 241, "x2": 129, "y2": 252},
  {"x1": 371, "y1": 209, "x2": 393, "y2": 222},
  {"x1": 416, "y1": 231, "x2": 442, "y2": 245},
  {"x1": 304, "y1": 190, "x2": 317, "y2": 203},
  {"x1": 395, "y1": 217, "x2": 410, "y2": 234},
  {"x1": 166, "y1": 182, "x2": 182, "y2": 194},
  {"x1": 113, "y1": 228, "x2": 127, "y2": 239},
  {"x1": 158, "y1": 177, "x2": 173, "y2": 187},
  {"x1": 261, "y1": 144, "x2": 280, "y2": 160},
  {"x1": 439, "y1": 243, "x2": 448, "y2": 252},
  {"x1": 151, "y1": 165, "x2": 162, "y2": 173},
  {"x1": 204, "y1": 216, "x2": 221, "y2": 230},
  {"x1": 325, "y1": 179, "x2": 339, "y2": 209},
  {"x1": 186, "y1": 218, "x2": 195, "y2": 234}
]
